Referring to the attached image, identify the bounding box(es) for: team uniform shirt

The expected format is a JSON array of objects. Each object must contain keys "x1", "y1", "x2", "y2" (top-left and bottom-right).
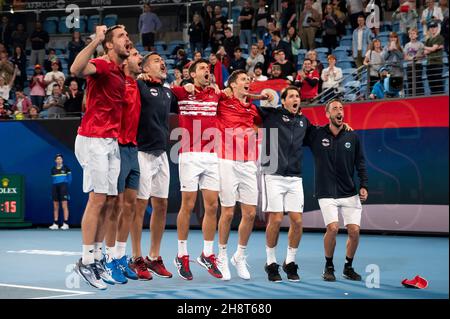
[
  {"x1": 119, "y1": 76, "x2": 141, "y2": 146},
  {"x1": 78, "y1": 58, "x2": 126, "y2": 138},
  {"x1": 216, "y1": 95, "x2": 261, "y2": 162},
  {"x1": 171, "y1": 86, "x2": 222, "y2": 153},
  {"x1": 296, "y1": 69, "x2": 320, "y2": 99}
]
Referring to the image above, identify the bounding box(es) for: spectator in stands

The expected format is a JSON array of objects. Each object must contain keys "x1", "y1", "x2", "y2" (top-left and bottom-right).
[
  {"x1": 347, "y1": 0, "x2": 364, "y2": 30},
  {"x1": 0, "y1": 43, "x2": 7, "y2": 55},
  {"x1": 404, "y1": 28, "x2": 425, "y2": 96},
  {"x1": 201, "y1": 3, "x2": 214, "y2": 49},
  {"x1": 252, "y1": 62, "x2": 268, "y2": 81},
  {"x1": 27, "y1": 105, "x2": 40, "y2": 119},
  {"x1": 209, "y1": 53, "x2": 229, "y2": 89},
  {"x1": 270, "y1": 30, "x2": 293, "y2": 61},
  {"x1": 392, "y1": 0, "x2": 419, "y2": 46},
  {"x1": 246, "y1": 44, "x2": 265, "y2": 76},
  {"x1": 223, "y1": 27, "x2": 240, "y2": 60},
  {"x1": 67, "y1": 31, "x2": 85, "y2": 72},
  {"x1": 44, "y1": 48, "x2": 62, "y2": 73},
  {"x1": 212, "y1": 5, "x2": 228, "y2": 32},
  {"x1": 312, "y1": 0, "x2": 323, "y2": 16},
  {"x1": 44, "y1": 61, "x2": 65, "y2": 96},
  {"x1": 0, "y1": 51, "x2": 15, "y2": 86},
  {"x1": 171, "y1": 68, "x2": 183, "y2": 87},
  {"x1": 216, "y1": 45, "x2": 231, "y2": 68},
  {"x1": 383, "y1": 0, "x2": 398, "y2": 22},
  {"x1": 256, "y1": 0, "x2": 271, "y2": 39},
  {"x1": 441, "y1": 0, "x2": 449, "y2": 18},
  {"x1": 11, "y1": 46, "x2": 27, "y2": 89},
  {"x1": 239, "y1": 0, "x2": 255, "y2": 50},
  {"x1": 11, "y1": 23, "x2": 28, "y2": 51},
  {"x1": 283, "y1": 26, "x2": 301, "y2": 66},
  {"x1": 189, "y1": 13, "x2": 204, "y2": 55},
  {"x1": 0, "y1": 97, "x2": 11, "y2": 119},
  {"x1": 332, "y1": 0, "x2": 347, "y2": 36},
  {"x1": 0, "y1": 67, "x2": 17, "y2": 101},
  {"x1": 424, "y1": 21, "x2": 445, "y2": 94},
  {"x1": 29, "y1": 22, "x2": 49, "y2": 68},
  {"x1": 307, "y1": 50, "x2": 324, "y2": 78},
  {"x1": 180, "y1": 65, "x2": 192, "y2": 86},
  {"x1": 322, "y1": 3, "x2": 340, "y2": 53},
  {"x1": 369, "y1": 66, "x2": 390, "y2": 99},
  {"x1": 273, "y1": 11, "x2": 282, "y2": 30},
  {"x1": 281, "y1": 0, "x2": 297, "y2": 37},
  {"x1": 64, "y1": 80, "x2": 83, "y2": 115},
  {"x1": 29, "y1": 64, "x2": 46, "y2": 109},
  {"x1": 269, "y1": 63, "x2": 284, "y2": 79},
  {"x1": 321, "y1": 54, "x2": 343, "y2": 101},
  {"x1": 228, "y1": 47, "x2": 247, "y2": 73},
  {"x1": 0, "y1": 16, "x2": 13, "y2": 51},
  {"x1": 64, "y1": 72, "x2": 86, "y2": 91},
  {"x1": 42, "y1": 84, "x2": 66, "y2": 118},
  {"x1": 211, "y1": 19, "x2": 226, "y2": 53},
  {"x1": 382, "y1": 32, "x2": 404, "y2": 94},
  {"x1": 352, "y1": 15, "x2": 373, "y2": 69},
  {"x1": 298, "y1": 0, "x2": 321, "y2": 50},
  {"x1": 257, "y1": 38, "x2": 268, "y2": 56},
  {"x1": 11, "y1": 89, "x2": 32, "y2": 115},
  {"x1": 139, "y1": 3, "x2": 162, "y2": 51},
  {"x1": 175, "y1": 49, "x2": 190, "y2": 72},
  {"x1": 193, "y1": 51, "x2": 203, "y2": 61},
  {"x1": 422, "y1": 0, "x2": 444, "y2": 37},
  {"x1": 263, "y1": 21, "x2": 277, "y2": 47},
  {"x1": 57, "y1": 76, "x2": 68, "y2": 95},
  {"x1": 269, "y1": 49, "x2": 296, "y2": 80},
  {"x1": 295, "y1": 58, "x2": 320, "y2": 103},
  {"x1": 442, "y1": 15, "x2": 449, "y2": 53},
  {"x1": 364, "y1": 39, "x2": 385, "y2": 89}
]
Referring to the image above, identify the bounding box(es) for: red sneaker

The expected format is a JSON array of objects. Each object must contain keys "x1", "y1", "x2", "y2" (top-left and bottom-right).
[
  {"x1": 197, "y1": 253, "x2": 223, "y2": 279},
  {"x1": 145, "y1": 256, "x2": 173, "y2": 278},
  {"x1": 129, "y1": 257, "x2": 152, "y2": 280}
]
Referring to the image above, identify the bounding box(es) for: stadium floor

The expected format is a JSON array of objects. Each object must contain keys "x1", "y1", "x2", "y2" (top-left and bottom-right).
[{"x1": 0, "y1": 229, "x2": 448, "y2": 299}]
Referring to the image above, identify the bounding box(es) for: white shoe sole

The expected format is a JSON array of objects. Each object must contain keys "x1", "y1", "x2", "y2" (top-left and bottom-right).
[{"x1": 74, "y1": 265, "x2": 107, "y2": 290}]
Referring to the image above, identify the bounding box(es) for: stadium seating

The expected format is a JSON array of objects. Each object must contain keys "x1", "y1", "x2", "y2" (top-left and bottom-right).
[
  {"x1": 44, "y1": 17, "x2": 59, "y2": 34},
  {"x1": 340, "y1": 35, "x2": 352, "y2": 47},
  {"x1": 58, "y1": 16, "x2": 70, "y2": 34},
  {"x1": 87, "y1": 15, "x2": 100, "y2": 34},
  {"x1": 74, "y1": 15, "x2": 87, "y2": 33},
  {"x1": 232, "y1": 6, "x2": 242, "y2": 24},
  {"x1": 103, "y1": 14, "x2": 118, "y2": 28}
]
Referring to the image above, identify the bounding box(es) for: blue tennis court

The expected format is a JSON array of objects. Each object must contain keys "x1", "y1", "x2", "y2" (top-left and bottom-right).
[{"x1": 0, "y1": 229, "x2": 447, "y2": 299}]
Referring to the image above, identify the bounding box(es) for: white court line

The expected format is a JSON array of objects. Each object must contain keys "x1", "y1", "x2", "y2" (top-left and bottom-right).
[
  {"x1": 6, "y1": 250, "x2": 82, "y2": 256},
  {"x1": 0, "y1": 283, "x2": 94, "y2": 298},
  {"x1": 32, "y1": 293, "x2": 92, "y2": 300}
]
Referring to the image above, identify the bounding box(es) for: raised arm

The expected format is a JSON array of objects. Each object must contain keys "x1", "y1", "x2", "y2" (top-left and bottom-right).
[{"x1": 70, "y1": 25, "x2": 106, "y2": 77}]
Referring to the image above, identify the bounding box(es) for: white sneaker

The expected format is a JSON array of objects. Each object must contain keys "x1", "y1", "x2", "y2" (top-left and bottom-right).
[
  {"x1": 61, "y1": 223, "x2": 69, "y2": 230},
  {"x1": 231, "y1": 254, "x2": 251, "y2": 280},
  {"x1": 217, "y1": 254, "x2": 231, "y2": 281},
  {"x1": 49, "y1": 223, "x2": 59, "y2": 230}
]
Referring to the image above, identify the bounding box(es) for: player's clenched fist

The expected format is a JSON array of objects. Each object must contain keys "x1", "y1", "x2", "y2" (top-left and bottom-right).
[{"x1": 95, "y1": 25, "x2": 107, "y2": 42}]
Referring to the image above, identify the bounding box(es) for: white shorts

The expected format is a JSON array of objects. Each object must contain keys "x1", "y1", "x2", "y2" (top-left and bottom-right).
[
  {"x1": 137, "y1": 152, "x2": 170, "y2": 199},
  {"x1": 74, "y1": 135, "x2": 120, "y2": 195},
  {"x1": 219, "y1": 159, "x2": 258, "y2": 207},
  {"x1": 318, "y1": 195, "x2": 362, "y2": 226},
  {"x1": 179, "y1": 152, "x2": 220, "y2": 192},
  {"x1": 261, "y1": 174, "x2": 304, "y2": 213}
]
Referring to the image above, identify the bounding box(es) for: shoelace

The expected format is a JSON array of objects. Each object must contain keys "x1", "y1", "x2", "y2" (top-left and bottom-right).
[
  {"x1": 91, "y1": 263, "x2": 101, "y2": 280},
  {"x1": 235, "y1": 255, "x2": 251, "y2": 269},
  {"x1": 136, "y1": 258, "x2": 147, "y2": 272},
  {"x1": 181, "y1": 256, "x2": 191, "y2": 271}
]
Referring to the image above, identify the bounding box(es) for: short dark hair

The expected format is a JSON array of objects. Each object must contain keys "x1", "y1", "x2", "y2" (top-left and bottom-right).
[
  {"x1": 102, "y1": 24, "x2": 126, "y2": 53},
  {"x1": 224, "y1": 27, "x2": 232, "y2": 32},
  {"x1": 234, "y1": 47, "x2": 242, "y2": 53},
  {"x1": 189, "y1": 58, "x2": 209, "y2": 74},
  {"x1": 325, "y1": 98, "x2": 343, "y2": 112},
  {"x1": 227, "y1": 70, "x2": 247, "y2": 88},
  {"x1": 272, "y1": 30, "x2": 281, "y2": 38},
  {"x1": 281, "y1": 85, "x2": 300, "y2": 100},
  {"x1": 141, "y1": 51, "x2": 161, "y2": 69},
  {"x1": 55, "y1": 153, "x2": 63, "y2": 160}
]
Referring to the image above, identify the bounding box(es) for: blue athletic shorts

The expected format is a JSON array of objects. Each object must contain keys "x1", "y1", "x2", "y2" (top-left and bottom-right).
[{"x1": 117, "y1": 144, "x2": 140, "y2": 193}]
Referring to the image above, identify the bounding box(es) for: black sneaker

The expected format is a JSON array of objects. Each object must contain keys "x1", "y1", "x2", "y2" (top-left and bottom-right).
[
  {"x1": 343, "y1": 267, "x2": 362, "y2": 281},
  {"x1": 174, "y1": 255, "x2": 193, "y2": 280},
  {"x1": 264, "y1": 263, "x2": 282, "y2": 282},
  {"x1": 322, "y1": 266, "x2": 336, "y2": 282},
  {"x1": 282, "y1": 261, "x2": 300, "y2": 282},
  {"x1": 197, "y1": 253, "x2": 223, "y2": 279},
  {"x1": 74, "y1": 258, "x2": 107, "y2": 290}
]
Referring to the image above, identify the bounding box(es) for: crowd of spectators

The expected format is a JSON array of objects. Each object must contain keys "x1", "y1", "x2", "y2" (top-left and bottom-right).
[{"x1": 0, "y1": 0, "x2": 448, "y2": 120}]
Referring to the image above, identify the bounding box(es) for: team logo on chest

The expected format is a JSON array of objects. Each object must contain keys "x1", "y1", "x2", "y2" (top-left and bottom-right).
[
  {"x1": 282, "y1": 115, "x2": 290, "y2": 122},
  {"x1": 149, "y1": 88, "x2": 159, "y2": 97},
  {"x1": 299, "y1": 120, "x2": 304, "y2": 127},
  {"x1": 322, "y1": 138, "x2": 330, "y2": 147},
  {"x1": 166, "y1": 92, "x2": 171, "y2": 99},
  {"x1": 345, "y1": 142, "x2": 351, "y2": 149}
]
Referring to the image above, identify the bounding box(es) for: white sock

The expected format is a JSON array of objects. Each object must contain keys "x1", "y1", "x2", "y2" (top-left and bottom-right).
[
  {"x1": 235, "y1": 245, "x2": 247, "y2": 258},
  {"x1": 115, "y1": 241, "x2": 127, "y2": 259},
  {"x1": 178, "y1": 240, "x2": 188, "y2": 257},
  {"x1": 82, "y1": 244, "x2": 95, "y2": 265},
  {"x1": 203, "y1": 240, "x2": 214, "y2": 257},
  {"x1": 93, "y1": 242, "x2": 103, "y2": 261},
  {"x1": 105, "y1": 246, "x2": 115, "y2": 262},
  {"x1": 148, "y1": 255, "x2": 157, "y2": 261},
  {"x1": 286, "y1": 246, "x2": 298, "y2": 264},
  {"x1": 266, "y1": 246, "x2": 277, "y2": 265},
  {"x1": 218, "y1": 244, "x2": 227, "y2": 258}
]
